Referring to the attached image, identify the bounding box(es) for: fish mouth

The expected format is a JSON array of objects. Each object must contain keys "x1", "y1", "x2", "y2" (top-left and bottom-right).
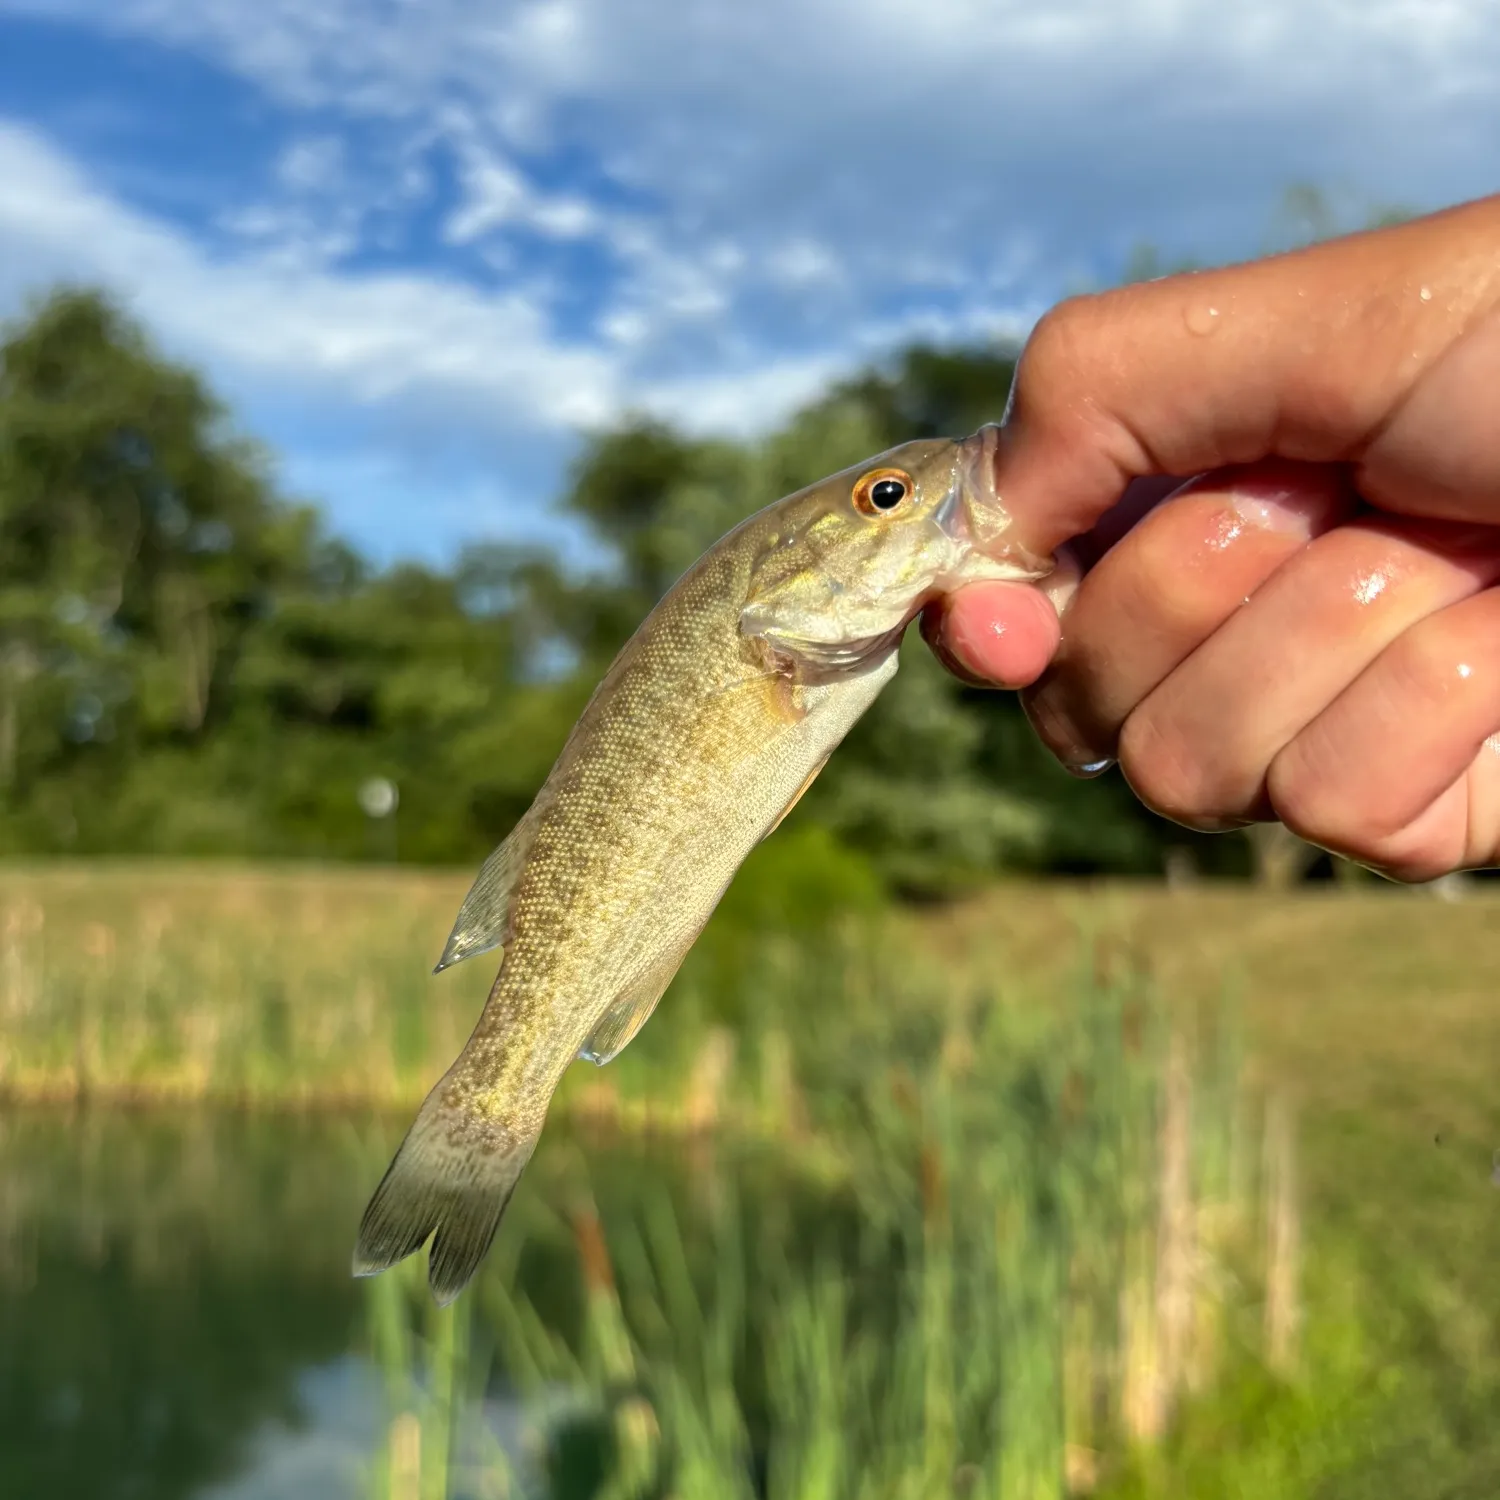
[{"x1": 933, "y1": 423, "x2": 1052, "y2": 583}]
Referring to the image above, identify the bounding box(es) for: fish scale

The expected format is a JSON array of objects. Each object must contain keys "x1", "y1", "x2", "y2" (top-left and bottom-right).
[{"x1": 353, "y1": 424, "x2": 1051, "y2": 1304}]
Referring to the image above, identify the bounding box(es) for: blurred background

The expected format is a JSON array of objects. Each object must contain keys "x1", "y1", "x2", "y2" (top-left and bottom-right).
[{"x1": 2, "y1": 2, "x2": 1499, "y2": 1497}]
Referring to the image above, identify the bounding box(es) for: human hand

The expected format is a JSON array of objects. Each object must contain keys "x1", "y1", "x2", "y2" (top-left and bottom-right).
[{"x1": 926, "y1": 194, "x2": 1500, "y2": 879}]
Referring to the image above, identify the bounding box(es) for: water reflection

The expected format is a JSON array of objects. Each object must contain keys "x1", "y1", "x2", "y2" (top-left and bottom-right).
[
  {"x1": 0, "y1": 1110, "x2": 390, "y2": 1500},
  {"x1": 199, "y1": 1359, "x2": 384, "y2": 1500},
  {"x1": 0, "y1": 1109, "x2": 820, "y2": 1500}
]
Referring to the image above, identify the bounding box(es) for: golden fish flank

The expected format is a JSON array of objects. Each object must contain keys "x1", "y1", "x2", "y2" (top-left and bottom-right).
[{"x1": 352, "y1": 423, "x2": 1053, "y2": 1304}]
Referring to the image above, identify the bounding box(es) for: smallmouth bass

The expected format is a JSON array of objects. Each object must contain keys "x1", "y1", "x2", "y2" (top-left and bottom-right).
[{"x1": 353, "y1": 424, "x2": 1051, "y2": 1303}]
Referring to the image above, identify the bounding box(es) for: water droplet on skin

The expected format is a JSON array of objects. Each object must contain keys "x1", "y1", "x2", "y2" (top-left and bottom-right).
[
  {"x1": 1206, "y1": 511, "x2": 1244, "y2": 551},
  {"x1": 1419, "y1": 286, "x2": 1433, "y2": 302},
  {"x1": 1071, "y1": 758, "x2": 1116, "y2": 778},
  {"x1": 1184, "y1": 301, "x2": 1222, "y2": 336}
]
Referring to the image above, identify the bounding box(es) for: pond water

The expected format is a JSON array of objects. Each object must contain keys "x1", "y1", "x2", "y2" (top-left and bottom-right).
[{"x1": 0, "y1": 1108, "x2": 835, "y2": 1500}]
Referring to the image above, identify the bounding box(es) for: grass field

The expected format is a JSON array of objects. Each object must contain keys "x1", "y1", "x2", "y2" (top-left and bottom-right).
[
  {"x1": 934, "y1": 880, "x2": 1500, "y2": 1496},
  {"x1": 3, "y1": 861, "x2": 1498, "y2": 1495}
]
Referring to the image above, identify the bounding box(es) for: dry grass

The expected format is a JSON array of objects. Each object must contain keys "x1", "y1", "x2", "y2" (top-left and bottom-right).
[
  {"x1": 0, "y1": 861, "x2": 485, "y2": 1107},
  {"x1": 6, "y1": 861, "x2": 1494, "y2": 1149},
  {"x1": 922, "y1": 878, "x2": 1500, "y2": 1123}
]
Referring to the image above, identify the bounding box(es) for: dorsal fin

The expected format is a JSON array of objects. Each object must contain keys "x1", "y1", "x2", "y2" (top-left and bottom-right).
[{"x1": 433, "y1": 806, "x2": 543, "y2": 974}]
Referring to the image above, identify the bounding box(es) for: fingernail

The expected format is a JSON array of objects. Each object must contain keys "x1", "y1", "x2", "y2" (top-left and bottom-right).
[
  {"x1": 1040, "y1": 543, "x2": 1082, "y2": 616},
  {"x1": 1064, "y1": 756, "x2": 1116, "y2": 779},
  {"x1": 1022, "y1": 689, "x2": 1112, "y2": 778},
  {"x1": 1169, "y1": 464, "x2": 1342, "y2": 539},
  {"x1": 1227, "y1": 487, "x2": 1326, "y2": 536},
  {"x1": 1181, "y1": 814, "x2": 1256, "y2": 833}
]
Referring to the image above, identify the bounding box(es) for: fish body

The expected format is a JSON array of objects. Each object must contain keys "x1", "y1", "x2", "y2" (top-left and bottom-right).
[{"x1": 354, "y1": 424, "x2": 1050, "y2": 1304}]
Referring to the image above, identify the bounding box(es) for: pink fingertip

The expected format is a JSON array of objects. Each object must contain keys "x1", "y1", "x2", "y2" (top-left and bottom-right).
[{"x1": 944, "y1": 582, "x2": 1062, "y2": 688}]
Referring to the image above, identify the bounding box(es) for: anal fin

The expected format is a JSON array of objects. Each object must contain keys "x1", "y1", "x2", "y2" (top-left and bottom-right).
[{"x1": 579, "y1": 939, "x2": 694, "y2": 1066}]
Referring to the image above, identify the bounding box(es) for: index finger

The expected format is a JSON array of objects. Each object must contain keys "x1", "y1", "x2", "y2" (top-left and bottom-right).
[{"x1": 992, "y1": 194, "x2": 1500, "y2": 554}]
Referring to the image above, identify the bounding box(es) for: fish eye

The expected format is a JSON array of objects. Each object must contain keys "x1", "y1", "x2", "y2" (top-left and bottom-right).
[{"x1": 852, "y1": 467, "x2": 914, "y2": 517}]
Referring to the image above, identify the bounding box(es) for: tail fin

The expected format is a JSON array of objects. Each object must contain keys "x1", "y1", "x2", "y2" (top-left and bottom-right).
[{"x1": 353, "y1": 1089, "x2": 538, "y2": 1306}]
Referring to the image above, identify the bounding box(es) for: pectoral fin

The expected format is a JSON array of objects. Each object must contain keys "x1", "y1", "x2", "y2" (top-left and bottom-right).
[{"x1": 703, "y1": 665, "x2": 805, "y2": 726}]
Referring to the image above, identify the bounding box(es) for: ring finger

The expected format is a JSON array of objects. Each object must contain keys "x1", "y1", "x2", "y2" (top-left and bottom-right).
[{"x1": 1116, "y1": 516, "x2": 1500, "y2": 827}]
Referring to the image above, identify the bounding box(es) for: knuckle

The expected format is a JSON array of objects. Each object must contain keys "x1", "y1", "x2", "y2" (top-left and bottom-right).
[
  {"x1": 1267, "y1": 752, "x2": 1360, "y2": 855},
  {"x1": 1285, "y1": 292, "x2": 1412, "y2": 453},
  {"x1": 1356, "y1": 832, "x2": 1459, "y2": 886},
  {"x1": 1118, "y1": 710, "x2": 1216, "y2": 826},
  {"x1": 1016, "y1": 295, "x2": 1108, "y2": 401},
  {"x1": 1116, "y1": 512, "x2": 1226, "y2": 637},
  {"x1": 1268, "y1": 751, "x2": 1444, "y2": 876},
  {"x1": 1370, "y1": 855, "x2": 1453, "y2": 886},
  {"x1": 1284, "y1": 371, "x2": 1371, "y2": 454},
  {"x1": 1385, "y1": 615, "x2": 1457, "y2": 705}
]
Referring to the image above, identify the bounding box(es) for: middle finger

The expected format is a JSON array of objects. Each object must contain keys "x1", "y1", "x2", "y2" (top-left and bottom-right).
[{"x1": 1022, "y1": 459, "x2": 1356, "y2": 770}]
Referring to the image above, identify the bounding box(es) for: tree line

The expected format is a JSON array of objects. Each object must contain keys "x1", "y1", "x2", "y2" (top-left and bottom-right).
[{"x1": 0, "y1": 285, "x2": 1283, "y2": 891}]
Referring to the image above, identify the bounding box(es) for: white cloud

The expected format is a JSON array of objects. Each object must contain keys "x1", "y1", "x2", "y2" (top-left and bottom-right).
[
  {"x1": 443, "y1": 150, "x2": 530, "y2": 245},
  {"x1": 21, "y1": 0, "x2": 1493, "y2": 120},
  {"x1": 767, "y1": 239, "x2": 844, "y2": 290},
  {"x1": 11, "y1": 2, "x2": 1499, "y2": 313},
  {"x1": 1, "y1": 0, "x2": 1498, "y2": 558},
  {"x1": 440, "y1": 127, "x2": 605, "y2": 246},
  {"x1": 0, "y1": 118, "x2": 991, "y2": 451},
  {"x1": 0, "y1": 121, "x2": 624, "y2": 425},
  {"x1": 274, "y1": 135, "x2": 344, "y2": 194}
]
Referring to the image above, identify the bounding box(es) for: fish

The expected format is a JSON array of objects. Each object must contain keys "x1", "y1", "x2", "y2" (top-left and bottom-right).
[{"x1": 352, "y1": 423, "x2": 1052, "y2": 1304}]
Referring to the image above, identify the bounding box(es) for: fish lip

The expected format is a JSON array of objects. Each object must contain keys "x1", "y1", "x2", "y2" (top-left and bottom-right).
[
  {"x1": 943, "y1": 422, "x2": 1002, "y2": 548},
  {"x1": 935, "y1": 423, "x2": 1051, "y2": 582},
  {"x1": 966, "y1": 422, "x2": 1003, "y2": 494}
]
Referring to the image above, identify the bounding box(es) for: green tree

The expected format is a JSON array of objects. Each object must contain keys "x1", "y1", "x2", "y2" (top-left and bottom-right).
[
  {"x1": 0, "y1": 285, "x2": 1252, "y2": 885},
  {"x1": 0, "y1": 288, "x2": 318, "y2": 850}
]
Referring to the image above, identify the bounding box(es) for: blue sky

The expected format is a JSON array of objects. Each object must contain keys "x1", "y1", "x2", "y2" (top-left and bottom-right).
[{"x1": 1, "y1": 0, "x2": 1497, "y2": 568}]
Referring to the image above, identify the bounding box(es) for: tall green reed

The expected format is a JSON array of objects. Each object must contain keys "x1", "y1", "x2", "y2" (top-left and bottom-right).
[{"x1": 363, "y1": 946, "x2": 1296, "y2": 1500}]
